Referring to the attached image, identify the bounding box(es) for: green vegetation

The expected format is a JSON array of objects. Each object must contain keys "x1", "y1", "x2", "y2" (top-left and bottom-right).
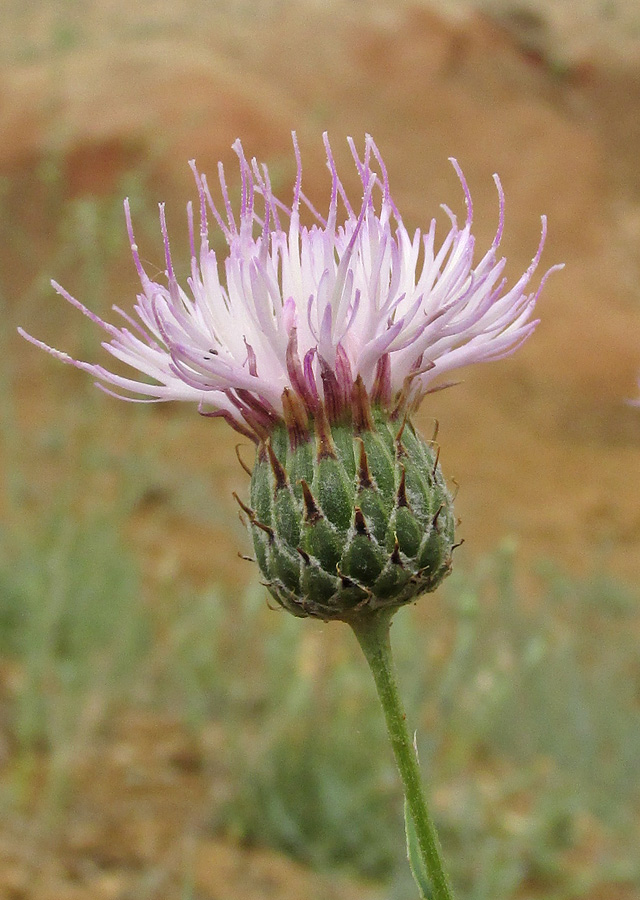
[
  {"x1": 1, "y1": 446, "x2": 638, "y2": 898},
  {"x1": 202, "y1": 549, "x2": 640, "y2": 898}
]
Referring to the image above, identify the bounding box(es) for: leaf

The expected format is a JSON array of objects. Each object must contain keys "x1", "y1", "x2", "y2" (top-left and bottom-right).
[{"x1": 404, "y1": 796, "x2": 433, "y2": 899}]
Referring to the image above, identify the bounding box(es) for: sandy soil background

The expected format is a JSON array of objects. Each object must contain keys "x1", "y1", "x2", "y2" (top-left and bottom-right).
[{"x1": 6, "y1": 0, "x2": 640, "y2": 579}]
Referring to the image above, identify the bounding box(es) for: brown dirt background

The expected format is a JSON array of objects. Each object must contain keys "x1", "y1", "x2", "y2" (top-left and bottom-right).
[
  {"x1": 7, "y1": 0, "x2": 640, "y2": 582},
  {"x1": 2, "y1": 0, "x2": 640, "y2": 897}
]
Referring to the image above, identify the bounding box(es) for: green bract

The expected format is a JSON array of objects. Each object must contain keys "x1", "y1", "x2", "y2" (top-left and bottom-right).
[{"x1": 240, "y1": 410, "x2": 455, "y2": 622}]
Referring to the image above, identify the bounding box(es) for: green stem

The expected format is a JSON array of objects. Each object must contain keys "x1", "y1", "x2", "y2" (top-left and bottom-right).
[{"x1": 350, "y1": 610, "x2": 454, "y2": 900}]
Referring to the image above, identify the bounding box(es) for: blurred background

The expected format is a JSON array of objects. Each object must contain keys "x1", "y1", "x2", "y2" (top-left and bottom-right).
[{"x1": 2, "y1": 0, "x2": 640, "y2": 897}]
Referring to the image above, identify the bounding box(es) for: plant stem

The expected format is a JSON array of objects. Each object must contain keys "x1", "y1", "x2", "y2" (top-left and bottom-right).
[{"x1": 350, "y1": 610, "x2": 455, "y2": 900}]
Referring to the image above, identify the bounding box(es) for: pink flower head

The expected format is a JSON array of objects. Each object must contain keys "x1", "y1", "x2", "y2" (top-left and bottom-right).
[{"x1": 20, "y1": 134, "x2": 562, "y2": 442}]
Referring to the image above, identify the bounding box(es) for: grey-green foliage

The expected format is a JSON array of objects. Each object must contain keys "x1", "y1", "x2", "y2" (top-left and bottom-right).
[
  {"x1": 161, "y1": 581, "x2": 401, "y2": 879},
  {"x1": 437, "y1": 547, "x2": 640, "y2": 824},
  {"x1": 177, "y1": 544, "x2": 640, "y2": 898},
  {"x1": 0, "y1": 512, "x2": 149, "y2": 752},
  {"x1": 1, "y1": 446, "x2": 638, "y2": 898}
]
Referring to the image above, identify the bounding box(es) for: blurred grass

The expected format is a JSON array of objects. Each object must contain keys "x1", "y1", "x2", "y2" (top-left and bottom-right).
[
  {"x1": 195, "y1": 549, "x2": 640, "y2": 898},
  {"x1": 1, "y1": 146, "x2": 639, "y2": 899},
  {"x1": 1, "y1": 460, "x2": 639, "y2": 898},
  {"x1": 2, "y1": 347, "x2": 639, "y2": 899}
]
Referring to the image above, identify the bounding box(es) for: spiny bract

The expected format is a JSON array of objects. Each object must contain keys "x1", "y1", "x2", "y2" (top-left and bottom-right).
[{"x1": 238, "y1": 404, "x2": 455, "y2": 622}]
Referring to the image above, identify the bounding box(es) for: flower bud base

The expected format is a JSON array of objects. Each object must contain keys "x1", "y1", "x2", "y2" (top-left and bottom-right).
[{"x1": 243, "y1": 412, "x2": 455, "y2": 622}]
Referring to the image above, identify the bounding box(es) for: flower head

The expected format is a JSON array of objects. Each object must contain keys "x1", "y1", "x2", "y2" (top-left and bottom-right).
[
  {"x1": 20, "y1": 134, "x2": 560, "y2": 444},
  {"x1": 20, "y1": 135, "x2": 563, "y2": 621}
]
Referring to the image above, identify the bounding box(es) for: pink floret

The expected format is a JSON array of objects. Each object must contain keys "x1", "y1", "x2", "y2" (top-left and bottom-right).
[{"x1": 19, "y1": 133, "x2": 563, "y2": 437}]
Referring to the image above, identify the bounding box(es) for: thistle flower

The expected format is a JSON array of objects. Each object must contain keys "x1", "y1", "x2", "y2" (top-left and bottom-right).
[{"x1": 20, "y1": 134, "x2": 561, "y2": 622}]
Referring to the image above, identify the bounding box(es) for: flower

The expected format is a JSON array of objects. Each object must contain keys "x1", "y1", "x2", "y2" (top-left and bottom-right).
[
  {"x1": 19, "y1": 135, "x2": 564, "y2": 621},
  {"x1": 19, "y1": 134, "x2": 561, "y2": 443}
]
